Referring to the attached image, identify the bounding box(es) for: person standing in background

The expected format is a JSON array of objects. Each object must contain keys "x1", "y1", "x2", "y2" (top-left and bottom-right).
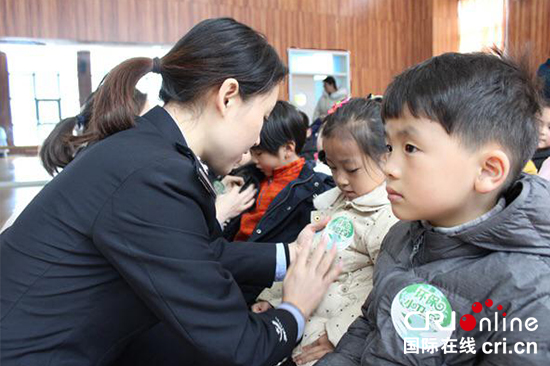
[{"x1": 312, "y1": 76, "x2": 348, "y2": 122}]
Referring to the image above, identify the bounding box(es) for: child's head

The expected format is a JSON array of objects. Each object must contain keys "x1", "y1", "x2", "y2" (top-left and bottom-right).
[
  {"x1": 321, "y1": 98, "x2": 387, "y2": 200},
  {"x1": 538, "y1": 100, "x2": 550, "y2": 149},
  {"x1": 382, "y1": 50, "x2": 541, "y2": 227},
  {"x1": 250, "y1": 101, "x2": 306, "y2": 177}
]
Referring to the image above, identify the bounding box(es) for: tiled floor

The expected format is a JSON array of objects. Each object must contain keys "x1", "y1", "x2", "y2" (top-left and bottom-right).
[{"x1": 0, "y1": 156, "x2": 51, "y2": 228}]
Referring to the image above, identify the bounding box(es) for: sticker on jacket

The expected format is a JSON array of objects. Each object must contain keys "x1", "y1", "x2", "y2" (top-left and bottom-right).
[
  {"x1": 316, "y1": 216, "x2": 354, "y2": 251},
  {"x1": 391, "y1": 283, "x2": 454, "y2": 350},
  {"x1": 213, "y1": 180, "x2": 226, "y2": 195}
]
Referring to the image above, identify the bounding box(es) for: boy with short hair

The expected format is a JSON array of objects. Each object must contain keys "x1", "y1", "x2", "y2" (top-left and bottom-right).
[{"x1": 317, "y1": 51, "x2": 550, "y2": 365}]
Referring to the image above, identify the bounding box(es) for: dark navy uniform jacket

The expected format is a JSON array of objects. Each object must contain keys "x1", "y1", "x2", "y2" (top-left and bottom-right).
[{"x1": 0, "y1": 106, "x2": 298, "y2": 366}]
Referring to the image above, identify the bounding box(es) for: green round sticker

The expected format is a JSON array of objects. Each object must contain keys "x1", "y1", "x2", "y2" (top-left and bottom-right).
[
  {"x1": 391, "y1": 283, "x2": 454, "y2": 350},
  {"x1": 323, "y1": 216, "x2": 354, "y2": 251},
  {"x1": 213, "y1": 181, "x2": 226, "y2": 195}
]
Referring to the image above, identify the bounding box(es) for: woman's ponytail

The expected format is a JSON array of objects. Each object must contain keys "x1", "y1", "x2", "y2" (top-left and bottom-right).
[
  {"x1": 73, "y1": 57, "x2": 157, "y2": 145},
  {"x1": 68, "y1": 17, "x2": 287, "y2": 145},
  {"x1": 41, "y1": 86, "x2": 149, "y2": 176},
  {"x1": 39, "y1": 117, "x2": 79, "y2": 176}
]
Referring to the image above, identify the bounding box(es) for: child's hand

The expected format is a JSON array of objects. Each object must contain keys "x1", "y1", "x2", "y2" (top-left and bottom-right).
[
  {"x1": 251, "y1": 301, "x2": 273, "y2": 313},
  {"x1": 293, "y1": 333, "x2": 335, "y2": 365},
  {"x1": 221, "y1": 175, "x2": 244, "y2": 189},
  {"x1": 215, "y1": 185, "x2": 256, "y2": 223}
]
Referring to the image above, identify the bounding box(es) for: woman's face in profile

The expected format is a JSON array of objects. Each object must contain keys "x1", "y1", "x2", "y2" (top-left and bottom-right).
[{"x1": 205, "y1": 85, "x2": 280, "y2": 176}]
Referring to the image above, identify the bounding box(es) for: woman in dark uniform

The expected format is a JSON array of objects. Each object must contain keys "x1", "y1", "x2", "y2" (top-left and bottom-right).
[{"x1": 0, "y1": 18, "x2": 340, "y2": 366}]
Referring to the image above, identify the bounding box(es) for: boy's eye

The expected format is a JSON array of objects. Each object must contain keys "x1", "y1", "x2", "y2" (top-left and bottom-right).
[
  {"x1": 386, "y1": 144, "x2": 393, "y2": 153},
  {"x1": 405, "y1": 144, "x2": 418, "y2": 153},
  {"x1": 346, "y1": 168, "x2": 360, "y2": 174}
]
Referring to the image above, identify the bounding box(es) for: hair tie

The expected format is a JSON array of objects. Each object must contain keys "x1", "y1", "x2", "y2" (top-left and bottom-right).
[
  {"x1": 327, "y1": 97, "x2": 351, "y2": 115},
  {"x1": 76, "y1": 114, "x2": 87, "y2": 128},
  {"x1": 151, "y1": 57, "x2": 162, "y2": 74}
]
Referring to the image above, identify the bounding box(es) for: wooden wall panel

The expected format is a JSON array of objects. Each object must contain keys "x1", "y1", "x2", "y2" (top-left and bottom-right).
[
  {"x1": 0, "y1": 51, "x2": 13, "y2": 146},
  {"x1": 433, "y1": 0, "x2": 460, "y2": 56},
  {"x1": 507, "y1": 0, "x2": 550, "y2": 72},
  {"x1": 0, "y1": 0, "x2": 438, "y2": 95}
]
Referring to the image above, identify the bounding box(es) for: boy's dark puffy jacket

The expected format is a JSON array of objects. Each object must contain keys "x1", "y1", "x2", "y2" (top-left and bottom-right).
[
  {"x1": 317, "y1": 174, "x2": 550, "y2": 365},
  {"x1": 224, "y1": 161, "x2": 334, "y2": 244}
]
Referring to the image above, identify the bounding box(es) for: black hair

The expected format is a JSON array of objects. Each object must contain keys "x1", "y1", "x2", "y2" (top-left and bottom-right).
[
  {"x1": 39, "y1": 118, "x2": 80, "y2": 176},
  {"x1": 251, "y1": 101, "x2": 307, "y2": 155},
  {"x1": 323, "y1": 76, "x2": 337, "y2": 88},
  {"x1": 382, "y1": 49, "x2": 541, "y2": 186},
  {"x1": 40, "y1": 89, "x2": 147, "y2": 176},
  {"x1": 321, "y1": 97, "x2": 387, "y2": 164},
  {"x1": 75, "y1": 18, "x2": 287, "y2": 145},
  {"x1": 537, "y1": 59, "x2": 550, "y2": 100}
]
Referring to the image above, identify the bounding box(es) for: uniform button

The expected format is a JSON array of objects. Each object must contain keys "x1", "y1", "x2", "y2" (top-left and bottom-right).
[
  {"x1": 256, "y1": 229, "x2": 262, "y2": 234},
  {"x1": 341, "y1": 286, "x2": 348, "y2": 293},
  {"x1": 314, "y1": 182, "x2": 320, "y2": 187},
  {"x1": 286, "y1": 206, "x2": 292, "y2": 211}
]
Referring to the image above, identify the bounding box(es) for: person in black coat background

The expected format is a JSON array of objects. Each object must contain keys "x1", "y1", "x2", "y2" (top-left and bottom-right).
[{"x1": 0, "y1": 18, "x2": 341, "y2": 366}]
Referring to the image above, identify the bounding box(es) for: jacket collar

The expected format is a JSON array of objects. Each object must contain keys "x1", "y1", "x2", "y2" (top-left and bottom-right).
[
  {"x1": 140, "y1": 105, "x2": 188, "y2": 149},
  {"x1": 271, "y1": 158, "x2": 305, "y2": 181},
  {"x1": 140, "y1": 106, "x2": 216, "y2": 198},
  {"x1": 408, "y1": 174, "x2": 550, "y2": 264},
  {"x1": 314, "y1": 183, "x2": 389, "y2": 213}
]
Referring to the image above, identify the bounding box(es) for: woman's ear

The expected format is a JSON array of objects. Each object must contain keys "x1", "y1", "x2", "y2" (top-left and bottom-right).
[
  {"x1": 215, "y1": 78, "x2": 240, "y2": 117},
  {"x1": 474, "y1": 148, "x2": 510, "y2": 194}
]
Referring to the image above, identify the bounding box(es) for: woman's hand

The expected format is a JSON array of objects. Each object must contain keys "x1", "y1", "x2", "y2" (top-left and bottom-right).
[
  {"x1": 288, "y1": 217, "x2": 330, "y2": 263},
  {"x1": 215, "y1": 185, "x2": 256, "y2": 224},
  {"x1": 293, "y1": 333, "x2": 335, "y2": 365},
  {"x1": 282, "y1": 233, "x2": 341, "y2": 319}
]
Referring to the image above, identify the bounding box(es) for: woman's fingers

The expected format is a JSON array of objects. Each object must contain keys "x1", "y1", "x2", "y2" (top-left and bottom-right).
[
  {"x1": 295, "y1": 231, "x2": 313, "y2": 269},
  {"x1": 317, "y1": 242, "x2": 338, "y2": 277},
  {"x1": 309, "y1": 235, "x2": 328, "y2": 270}
]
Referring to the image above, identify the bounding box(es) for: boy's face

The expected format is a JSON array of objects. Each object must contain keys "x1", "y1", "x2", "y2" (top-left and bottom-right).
[
  {"x1": 384, "y1": 111, "x2": 484, "y2": 227},
  {"x1": 250, "y1": 146, "x2": 289, "y2": 177},
  {"x1": 538, "y1": 107, "x2": 550, "y2": 149}
]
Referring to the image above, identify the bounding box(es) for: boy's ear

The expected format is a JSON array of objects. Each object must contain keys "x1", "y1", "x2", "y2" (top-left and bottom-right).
[
  {"x1": 284, "y1": 141, "x2": 297, "y2": 154},
  {"x1": 280, "y1": 141, "x2": 297, "y2": 161},
  {"x1": 475, "y1": 148, "x2": 510, "y2": 194},
  {"x1": 215, "y1": 78, "x2": 240, "y2": 117}
]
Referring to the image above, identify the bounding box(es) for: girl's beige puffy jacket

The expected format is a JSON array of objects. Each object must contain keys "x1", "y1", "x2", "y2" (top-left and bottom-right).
[{"x1": 258, "y1": 183, "x2": 398, "y2": 365}]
